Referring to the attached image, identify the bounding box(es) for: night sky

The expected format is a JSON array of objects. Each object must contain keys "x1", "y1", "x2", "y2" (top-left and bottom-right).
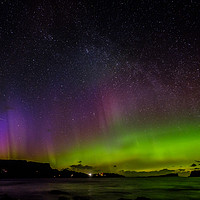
[{"x1": 0, "y1": 0, "x2": 200, "y2": 173}]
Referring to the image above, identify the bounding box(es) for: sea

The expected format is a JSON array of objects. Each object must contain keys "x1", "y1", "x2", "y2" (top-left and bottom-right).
[{"x1": 0, "y1": 177, "x2": 200, "y2": 200}]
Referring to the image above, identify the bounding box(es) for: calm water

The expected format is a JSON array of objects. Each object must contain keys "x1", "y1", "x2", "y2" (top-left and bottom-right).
[{"x1": 0, "y1": 177, "x2": 200, "y2": 200}]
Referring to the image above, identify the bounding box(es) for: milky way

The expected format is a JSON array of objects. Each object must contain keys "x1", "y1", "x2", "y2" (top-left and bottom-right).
[{"x1": 0, "y1": 0, "x2": 200, "y2": 172}]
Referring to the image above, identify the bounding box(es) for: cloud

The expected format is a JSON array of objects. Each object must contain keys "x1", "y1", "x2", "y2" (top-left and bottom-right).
[
  {"x1": 119, "y1": 169, "x2": 176, "y2": 177},
  {"x1": 70, "y1": 164, "x2": 94, "y2": 171}
]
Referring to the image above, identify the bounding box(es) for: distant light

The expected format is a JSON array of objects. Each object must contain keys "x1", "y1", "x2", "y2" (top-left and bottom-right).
[{"x1": 88, "y1": 173, "x2": 92, "y2": 177}]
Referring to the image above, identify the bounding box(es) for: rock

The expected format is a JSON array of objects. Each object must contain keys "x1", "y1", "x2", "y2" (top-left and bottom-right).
[
  {"x1": 58, "y1": 197, "x2": 70, "y2": 200},
  {"x1": 135, "y1": 197, "x2": 151, "y2": 200},
  {"x1": 118, "y1": 198, "x2": 132, "y2": 200},
  {"x1": 73, "y1": 196, "x2": 91, "y2": 200},
  {"x1": 0, "y1": 194, "x2": 17, "y2": 200},
  {"x1": 49, "y1": 190, "x2": 70, "y2": 195}
]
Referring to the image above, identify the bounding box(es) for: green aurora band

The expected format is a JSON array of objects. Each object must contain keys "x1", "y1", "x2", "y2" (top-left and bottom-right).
[{"x1": 49, "y1": 118, "x2": 200, "y2": 172}]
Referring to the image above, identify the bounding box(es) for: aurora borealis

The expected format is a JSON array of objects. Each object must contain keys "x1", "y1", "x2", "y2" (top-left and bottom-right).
[{"x1": 0, "y1": 0, "x2": 200, "y2": 174}]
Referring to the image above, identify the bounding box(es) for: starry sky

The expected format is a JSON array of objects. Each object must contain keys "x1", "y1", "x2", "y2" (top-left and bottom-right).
[{"x1": 0, "y1": 0, "x2": 200, "y2": 173}]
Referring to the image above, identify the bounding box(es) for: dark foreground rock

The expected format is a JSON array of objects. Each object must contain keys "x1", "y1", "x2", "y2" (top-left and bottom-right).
[
  {"x1": 73, "y1": 196, "x2": 91, "y2": 200},
  {"x1": 0, "y1": 194, "x2": 17, "y2": 200},
  {"x1": 118, "y1": 197, "x2": 151, "y2": 200},
  {"x1": 49, "y1": 190, "x2": 70, "y2": 195},
  {"x1": 58, "y1": 197, "x2": 71, "y2": 200},
  {"x1": 135, "y1": 197, "x2": 151, "y2": 200}
]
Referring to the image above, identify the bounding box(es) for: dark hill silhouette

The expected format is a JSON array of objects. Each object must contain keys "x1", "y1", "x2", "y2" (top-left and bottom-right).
[
  {"x1": 190, "y1": 170, "x2": 200, "y2": 177},
  {"x1": 0, "y1": 160, "x2": 87, "y2": 178}
]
